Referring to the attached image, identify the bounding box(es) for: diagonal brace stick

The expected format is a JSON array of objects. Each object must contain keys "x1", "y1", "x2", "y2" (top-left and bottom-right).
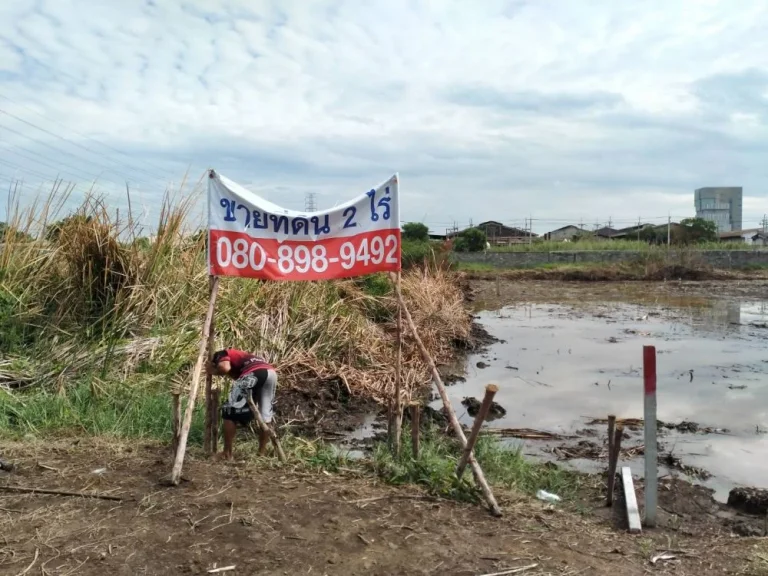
[{"x1": 246, "y1": 395, "x2": 287, "y2": 462}]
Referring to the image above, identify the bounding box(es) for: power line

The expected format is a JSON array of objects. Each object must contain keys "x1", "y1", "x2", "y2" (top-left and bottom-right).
[
  {"x1": 0, "y1": 157, "x2": 68, "y2": 182},
  {"x1": 0, "y1": 113, "x2": 155, "y2": 188},
  {"x1": 0, "y1": 122, "x2": 150, "y2": 189},
  {"x1": 0, "y1": 144, "x2": 104, "y2": 183},
  {"x1": 0, "y1": 92, "x2": 174, "y2": 182}
]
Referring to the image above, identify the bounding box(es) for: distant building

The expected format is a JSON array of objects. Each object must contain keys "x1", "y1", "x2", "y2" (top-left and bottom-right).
[
  {"x1": 475, "y1": 221, "x2": 537, "y2": 246},
  {"x1": 543, "y1": 225, "x2": 589, "y2": 241},
  {"x1": 694, "y1": 187, "x2": 743, "y2": 232},
  {"x1": 610, "y1": 224, "x2": 654, "y2": 239},
  {"x1": 719, "y1": 228, "x2": 766, "y2": 245},
  {"x1": 595, "y1": 227, "x2": 618, "y2": 240}
]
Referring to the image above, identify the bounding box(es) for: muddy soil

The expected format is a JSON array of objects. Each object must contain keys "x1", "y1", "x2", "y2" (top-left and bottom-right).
[
  {"x1": 465, "y1": 267, "x2": 768, "y2": 284},
  {"x1": 1, "y1": 440, "x2": 766, "y2": 576},
  {"x1": 468, "y1": 278, "x2": 768, "y2": 312},
  {"x1": 275, "y1": 383, "x2": 380, "y2": 440}
]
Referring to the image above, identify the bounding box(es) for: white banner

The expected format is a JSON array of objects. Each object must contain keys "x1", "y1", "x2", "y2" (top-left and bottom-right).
[{"x1": 207, "y1": 171, "x2": 401, "y2": 280}]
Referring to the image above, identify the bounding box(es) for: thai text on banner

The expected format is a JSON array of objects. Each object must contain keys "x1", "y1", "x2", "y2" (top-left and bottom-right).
[{"x1": 207, "y1": 170, "x2": 401, "y2": 281}]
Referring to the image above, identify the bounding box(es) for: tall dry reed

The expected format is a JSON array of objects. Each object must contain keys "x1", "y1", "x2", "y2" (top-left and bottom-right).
[{"x1": 0, "y1": 182, "x2": 472, "y2": 404}]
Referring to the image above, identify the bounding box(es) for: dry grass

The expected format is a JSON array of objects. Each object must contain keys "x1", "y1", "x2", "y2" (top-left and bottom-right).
[{"x1": 0, "y1": 182, "x2": 472, "y2": 407}]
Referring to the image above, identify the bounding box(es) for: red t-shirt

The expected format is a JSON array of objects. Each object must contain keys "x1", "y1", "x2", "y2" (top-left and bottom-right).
[{"x1": 218, "y1": 349, "x2": 273, "y2": 379}]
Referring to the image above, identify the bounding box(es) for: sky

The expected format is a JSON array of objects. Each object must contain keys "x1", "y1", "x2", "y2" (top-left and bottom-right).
[{"x1": 0, "y1": 0, "x2": 767, "y2": 234}]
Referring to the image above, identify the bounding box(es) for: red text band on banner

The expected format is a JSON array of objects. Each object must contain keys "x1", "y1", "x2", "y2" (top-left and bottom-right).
[{"x1": 207, "y1": 170, "x2": 401, "y2": 281}]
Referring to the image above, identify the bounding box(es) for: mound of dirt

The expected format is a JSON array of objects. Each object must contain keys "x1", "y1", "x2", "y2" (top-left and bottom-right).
[
  {"x1": 463, "y1": 265, "x2": 753, "y2": 283},
  {"x1": 461, "y1": 397, "x2": 507, "y2": 420},
  {"x1": 728, "y1": 486, "x2": 768, "y2": 516}
]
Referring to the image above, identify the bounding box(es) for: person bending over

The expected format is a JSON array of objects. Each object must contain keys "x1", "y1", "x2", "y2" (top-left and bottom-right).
[{"x1": 208, "y1": 348, "x2": 277, "y2": 459}]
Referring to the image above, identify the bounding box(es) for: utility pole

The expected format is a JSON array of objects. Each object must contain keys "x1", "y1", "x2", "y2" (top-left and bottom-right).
[
  {"x1": 637, "y1": 217, "x2": 641, "y2": 242},
  {"x1": 529, "y1": 215, "x2": 533, "y2": 245},
  {"x1": 667, "y1": 215, "x2": 671, "y2": 245},
  {"x1": 304, "y1": 192, "x2": 317, "y2": 212}
]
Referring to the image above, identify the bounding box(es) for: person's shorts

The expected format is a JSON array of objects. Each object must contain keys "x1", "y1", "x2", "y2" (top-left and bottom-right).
[{"x1": 221, "y1": 368, "x2": 277, "y2": 425}]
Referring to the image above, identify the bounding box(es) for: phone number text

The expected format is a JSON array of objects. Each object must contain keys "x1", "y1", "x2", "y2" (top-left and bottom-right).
[{"x1": 209, "y1": 230, "x2": 401, "y2": 280}]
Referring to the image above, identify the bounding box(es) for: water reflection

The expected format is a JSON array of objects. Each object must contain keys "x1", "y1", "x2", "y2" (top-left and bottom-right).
[{"x1": 443, "y1": 298, "x2": 768, "y2": 498}]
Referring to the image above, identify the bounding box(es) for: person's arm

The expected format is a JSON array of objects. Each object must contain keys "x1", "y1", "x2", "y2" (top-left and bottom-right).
[
  {"x1": 208, "y1": 359, "x2": 231, "y2": 376},
  {"x1": 214, "y1": 360, "x2": 232, "y2": 376}
]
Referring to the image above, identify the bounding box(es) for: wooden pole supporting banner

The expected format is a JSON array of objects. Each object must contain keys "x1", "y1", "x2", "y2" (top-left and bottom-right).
[
  {"x1": 170, "y1": 276, "x2": 220, "y2": 485},
  {"x1": 246, "y1": 395, "x2": 287, "y2": 462},
  {"x1": 204, "y1": 276, "x2": 217, "y2": 455},
  {"x1": 393, "y1": 277, "x2": 502, "y2": 517},
  {"x1": 410, "y1": 404, "x2": 420, "y2": 459},
  {"x1": 456, "y1": 383, "x2": 499, "y2": 479},
  {"x1": 393, "y1": 272, "x2": 403, "y2": 456},
  {"x1": 606, "y1": 425, "x2": 623, "y2": 506},
  {"x1": 643, "y1": 345, "x2": 658, "y2": 527},
  {"x1": 171, "y1": 392, "x2": 181, "y2": 454}
]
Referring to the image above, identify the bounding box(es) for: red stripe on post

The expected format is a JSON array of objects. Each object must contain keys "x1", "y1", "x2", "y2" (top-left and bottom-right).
[{"x1": 643, "y1": 345, "x2": 656, "y2": 395}]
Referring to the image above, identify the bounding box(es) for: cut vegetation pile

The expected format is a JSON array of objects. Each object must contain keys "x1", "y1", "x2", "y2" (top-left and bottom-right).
[
  {"x1": 462, "y1": 250, "x2": 765, "y2": 281},
  {"x1": 0, "y1": 188, "x2": 471, "y2": 437}
]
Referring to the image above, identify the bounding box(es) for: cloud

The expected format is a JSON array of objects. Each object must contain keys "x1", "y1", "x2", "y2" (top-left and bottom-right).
[
  {"x1": 444, "y1": 87, "x2": 625, "y2": 116},
  {"x1": 0, "y1": 0, "x2": 766, "y2": 233}
]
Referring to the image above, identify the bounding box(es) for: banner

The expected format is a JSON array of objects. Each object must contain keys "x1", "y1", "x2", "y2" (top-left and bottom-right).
[{"x1": 207, "y1": 170, "x2": 401, "y2": 281}]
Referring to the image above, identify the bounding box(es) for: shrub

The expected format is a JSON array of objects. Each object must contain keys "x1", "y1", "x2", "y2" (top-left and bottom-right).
[
  {"x1": 401, "y1": 240, "x2": 431, "y2": 268},
  {"x1": 402, "y1": 222, "x2": 429, "y2": 242},
  {"x1": 677, "y1": 218, "x2": 719, "y2": 244},
  {"x1": 453, "y1": 228, "x2": 486, "y2": 252}
]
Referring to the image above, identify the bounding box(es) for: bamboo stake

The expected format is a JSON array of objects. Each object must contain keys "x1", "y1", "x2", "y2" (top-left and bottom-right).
[
  {"x1": 393, "y1": 271, "x2": 403, "y2": 455},
  {"x1": 0, "y1": 485, "x2": 125, "y2": 501},
  {"x1": 171, "y1": 392, "x2": 181, "y2": 454},
  {"x1": 607, "y1": 414, "x2": 616, "y2": 459},
  {"x1": 393, "y1": 278, "x2": 502, "y2": 517},
  {"x1": 606, "y1": 425, "x2": 624, "y2": 506},
  {"x1": 211, "y1": 387, "x2": 220, "y2": 454},
  {"x1": 246, "y1": 395, "x2": 287, "y2": 462},
  {"x1": 170, "y1": 276, "x2": 220, "y2": 485},
  {"x1": 456, "y1": 384, "x2": 498, "y2": 478},
  {"x1": 204, "y1": 275, "x2": 216, "y2": 454},
  {"x1": 204, "y1": 388, "x2": 212, "y2": 454},
  {"x1": 410, "y1": 404, "x2": 420, "y2": 458}
]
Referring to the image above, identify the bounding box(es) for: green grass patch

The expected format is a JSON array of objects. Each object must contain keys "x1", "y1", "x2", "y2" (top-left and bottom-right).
[
  {"x1": 455, "y1": 262, "x2": 497, "y2": 272},
  {"x1": 1, "y1": 385, "x2": 578, "y2": 505},
  {"x1": 0, "y1": 381, "x2": 203, "y2": 444},
  {"x1": 369, "y1": 424, "x2": 579, "y2": 502}
]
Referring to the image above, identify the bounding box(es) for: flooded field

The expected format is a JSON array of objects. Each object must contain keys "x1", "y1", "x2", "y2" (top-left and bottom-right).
[{"x1": 441, "y1": 283, "x2": 768, "y2": 501}]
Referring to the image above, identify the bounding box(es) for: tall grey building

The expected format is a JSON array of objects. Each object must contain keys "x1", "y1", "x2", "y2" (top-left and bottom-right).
[{"x1": 694, "y1": 187, "x2": 743, "y2": 232}]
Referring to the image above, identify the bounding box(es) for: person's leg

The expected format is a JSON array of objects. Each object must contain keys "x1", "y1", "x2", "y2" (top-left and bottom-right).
[
  {"x1": 222, "y1": 418, "x2": 237, "y2": 460},
  {"x1": 258, "y1": 426, "x2": 269, "y2": 456},
  {"x1": 256, "y1": 370, "x2": 277, "y2": 456}
]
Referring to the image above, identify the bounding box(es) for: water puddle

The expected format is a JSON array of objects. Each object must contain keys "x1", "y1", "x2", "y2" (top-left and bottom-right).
[{"x1": 435, "y1": 298, "x2": 768, "y2": 501}]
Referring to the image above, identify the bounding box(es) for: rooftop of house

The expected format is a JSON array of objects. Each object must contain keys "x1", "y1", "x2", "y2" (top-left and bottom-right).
[
  {"x1": 719, "y1": 228, "x2": 763, "y2": 239},
  {"x1": 544, "y1": 224, "x2": 589, "y2": 235}
]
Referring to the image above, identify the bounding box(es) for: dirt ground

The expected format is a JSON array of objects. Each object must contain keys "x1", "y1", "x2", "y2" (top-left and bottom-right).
[
  {"x1": 2, "y1": 276, "x2": 768, "y2": 575},
  {"x1": 1, "y1": 440, "x2": 767, "y2": 576},
  {"x1": 467, "y1": 277, "x2": 768, "y2": 311}
]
